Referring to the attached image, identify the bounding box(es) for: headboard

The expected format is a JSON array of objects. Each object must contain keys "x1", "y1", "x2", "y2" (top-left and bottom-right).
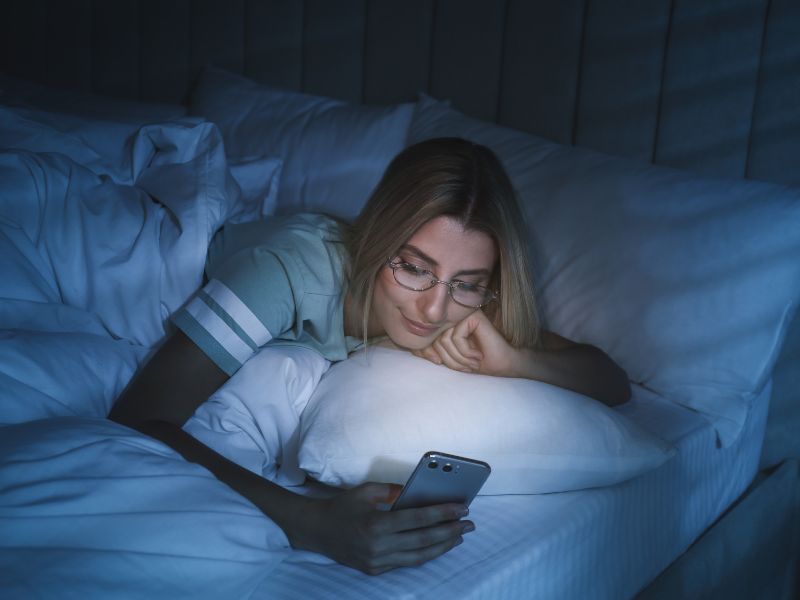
[
  {"x1": 1, "y1": 0, "x2": 798, "y2": 467},
  {"x1": 2, "y1": 0, "x2": 799, "y2": 187}
]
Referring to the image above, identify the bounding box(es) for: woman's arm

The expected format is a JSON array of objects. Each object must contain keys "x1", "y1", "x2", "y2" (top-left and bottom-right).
[
  {"x1": 413, "y1": 311, "x2": 631, "y2": 407},
  {"x1": 505, "y1": 329, "x2": 631, "y2": 407},
  {"x1": 109, "y1": 330, "x2": 472, "y2": 575}
]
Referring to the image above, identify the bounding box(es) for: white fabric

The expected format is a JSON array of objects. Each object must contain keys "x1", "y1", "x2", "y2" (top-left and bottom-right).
[
  {"x1": 0, "y1": 104, "x2": 282, "y2": 221},
  {"x1": 0, "y1": 417, "x2": 291, "y2": 599},
  {"x1": 249, "y1": 381, "x2": 771, "y2": 600},
  {"x1": 298, "y1": 346, "x2": 675, "y2": 494},
  {"x1": 204, "y1": 279, "x2": 272, "y2": 346},
  {"x1": 408, "y1": 95, "x2": 800, "y2": 447},
  {"x1": 185, "y1": 296, "x2": 255, "y2": 364},
  {"x1": 0, "y1": 119, "x2": 234, "y2": 348},
  {"x1": 0, "y1": 109, "x2": 261, "y2": 424},
  {"x1": 189, "y1": 67, "x2": 415, "y2": 221},
  {"x1": 184, "y1": 345, "x2": 330, "y2": 486}
]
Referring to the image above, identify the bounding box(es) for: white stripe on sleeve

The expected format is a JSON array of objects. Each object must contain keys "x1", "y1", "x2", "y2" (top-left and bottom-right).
[
  {"x1": 185, "y1": 296, "x2": 254, "y2": 365},
  {"x1": 204, "y1": 279, "x2": 273, "y2": 346}
]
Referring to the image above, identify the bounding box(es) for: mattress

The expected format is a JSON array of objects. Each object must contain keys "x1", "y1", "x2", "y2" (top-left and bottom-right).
[{"x1": 248, "y1": 380, "x2": 770, "y2": 599}]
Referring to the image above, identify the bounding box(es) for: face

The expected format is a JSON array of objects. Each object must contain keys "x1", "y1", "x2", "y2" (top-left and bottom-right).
[{"x1": 370, "y1": 216, "x2": 498, "y2": 350}]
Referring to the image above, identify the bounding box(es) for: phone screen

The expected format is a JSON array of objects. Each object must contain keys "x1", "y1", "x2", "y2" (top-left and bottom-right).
[{"x1": 391, "y1": 451, "x2": 491, "y2": 511}]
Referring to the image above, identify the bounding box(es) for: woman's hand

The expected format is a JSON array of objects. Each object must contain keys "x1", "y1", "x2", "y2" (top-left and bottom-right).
[
  {"x1": 413, "y1": 309, "x2": 525, "y2": 378},
  {"x1": 286, "y1": 482, "x2": 473, "y2": 576},
  {"x1": 412, "y1": 312, "x2": 632, "y2": 405}
]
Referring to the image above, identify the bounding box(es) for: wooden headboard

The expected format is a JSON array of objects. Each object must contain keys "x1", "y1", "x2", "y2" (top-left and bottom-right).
[{"x1": 2, "y1": 0, "x2": 799, "y2": 187}]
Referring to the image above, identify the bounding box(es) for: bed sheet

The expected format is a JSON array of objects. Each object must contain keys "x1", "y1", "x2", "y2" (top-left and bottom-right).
[{"x1": 248, "y1": 380, "x2": 770, "y2": 600}]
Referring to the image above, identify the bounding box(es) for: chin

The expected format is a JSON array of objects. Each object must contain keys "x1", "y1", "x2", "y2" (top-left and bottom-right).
[{"x1": 385, "y1": 326, "x2": 436, "y2": 351}]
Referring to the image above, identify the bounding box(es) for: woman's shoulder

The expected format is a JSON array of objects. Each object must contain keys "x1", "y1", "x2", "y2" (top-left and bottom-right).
[
  {"x1": 206, "y1": 213, "x2": 347, "y2": 294},
  {"x1": 209, "y1": 212, "x2": 342, "y2": 261}
]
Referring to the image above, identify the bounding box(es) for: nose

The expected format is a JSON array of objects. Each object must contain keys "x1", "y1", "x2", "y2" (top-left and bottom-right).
[{"x1": 417, "y1": 281, "x2": 450, "y2": 324}]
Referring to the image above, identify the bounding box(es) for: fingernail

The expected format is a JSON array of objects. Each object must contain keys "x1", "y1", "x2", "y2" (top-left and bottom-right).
[
  {"x1": 457, "y1": 507, "x2": 469, "y2": 517},
  {"x1": 463, "y1": 523, "x2": 475, "y2": 533}
]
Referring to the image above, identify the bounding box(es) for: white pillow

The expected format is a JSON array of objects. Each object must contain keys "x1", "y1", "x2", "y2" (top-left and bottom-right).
[
  {"x1": 184, "y1": 345, "x2": 331, "y2": 486},
  {"x1": 408, "y1": 95, "x2": 800, "y2": 447},
  {"x1": 189, "y1": 67, "x2": 415, "y2": 221},
  {"x1": 298, "y1": 346, "x2": 675, "y2": 495}
]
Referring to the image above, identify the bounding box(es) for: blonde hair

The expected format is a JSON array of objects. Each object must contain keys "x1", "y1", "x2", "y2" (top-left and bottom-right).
[{"x1": 342, "y1": 137, "x2": 540, "y2": 349}]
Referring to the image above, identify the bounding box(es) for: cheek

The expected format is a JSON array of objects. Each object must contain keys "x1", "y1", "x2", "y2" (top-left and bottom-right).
[{"x1": 372, "y1": 271, "x2": 399, "y2": 318}]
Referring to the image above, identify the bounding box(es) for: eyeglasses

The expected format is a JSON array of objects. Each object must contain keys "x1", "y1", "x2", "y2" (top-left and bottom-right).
[{"x1": 386, "y1": 260, "x2": 498, "y2": 308}]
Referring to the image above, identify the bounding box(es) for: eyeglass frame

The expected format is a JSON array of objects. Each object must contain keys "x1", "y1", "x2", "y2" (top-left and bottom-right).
[{"x1": 385, "y1": 259, "x2": 499, "y2": 309}]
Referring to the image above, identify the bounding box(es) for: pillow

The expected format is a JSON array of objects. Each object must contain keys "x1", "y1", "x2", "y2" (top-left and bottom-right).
[
  {"x1": 298, "y1": 346, "x2": 675, "y2": 495},
  {"x1": 189, "y1": 67, "x2": 415, "y2": 221},
  {"x1": 184, "y1": 345, "x2": 331, "y2": 486},
  {"x1": 408, "y1": 94, "x2": 800, "y2": 447}
]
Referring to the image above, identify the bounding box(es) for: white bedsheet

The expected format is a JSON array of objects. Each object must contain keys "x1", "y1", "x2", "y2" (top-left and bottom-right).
[{"x1": 249, "y1": 381, "x2": 770, "y2": 599}]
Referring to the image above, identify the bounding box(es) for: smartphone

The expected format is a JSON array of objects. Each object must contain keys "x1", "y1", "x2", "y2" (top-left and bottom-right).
[{"x1": 391, "y1": 451, "x2": 491, "y2": 511}]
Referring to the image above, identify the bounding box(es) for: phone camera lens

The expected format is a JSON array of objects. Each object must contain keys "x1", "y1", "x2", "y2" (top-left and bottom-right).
[
  {"x1": 443, "y1": 464, "x2": 452, "y2": 472},
  {"x1": 428, "y1": 461, "x2": 438, "y2": 469}
]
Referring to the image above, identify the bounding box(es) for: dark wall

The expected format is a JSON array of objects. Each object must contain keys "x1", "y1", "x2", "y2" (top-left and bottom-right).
[{"x1": 1, "y1": 0, "x2": 799, "y2": 186}]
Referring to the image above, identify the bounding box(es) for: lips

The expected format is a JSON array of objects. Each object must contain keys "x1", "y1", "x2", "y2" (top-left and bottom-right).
[{"x1": 401, "y1": 314, "x2": 438, "y2": 336}]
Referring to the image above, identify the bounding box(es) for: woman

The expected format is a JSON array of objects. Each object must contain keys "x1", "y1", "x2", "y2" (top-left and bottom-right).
[{"x1": 110, "y1": 137, "x2": 630, "y2": 575}]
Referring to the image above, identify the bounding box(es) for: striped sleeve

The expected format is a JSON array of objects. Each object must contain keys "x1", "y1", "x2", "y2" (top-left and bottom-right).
[{"x1": 172, "y1": 247, "x2": 295, "y2": 376}]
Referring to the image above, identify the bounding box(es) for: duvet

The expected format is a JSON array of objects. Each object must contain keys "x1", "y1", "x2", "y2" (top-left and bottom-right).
[{"x1": 0, "y1": 111, "x2": 293, "y2": 598}]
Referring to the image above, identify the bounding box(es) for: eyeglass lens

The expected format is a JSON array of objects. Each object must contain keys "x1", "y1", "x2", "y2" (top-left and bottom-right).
[{"x1": 392, "y1": 263, "x2": 491, "y2": 307}]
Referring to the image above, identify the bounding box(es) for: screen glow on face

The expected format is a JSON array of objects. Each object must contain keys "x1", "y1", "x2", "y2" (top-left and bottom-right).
[{"x1": 370, "y1": 216, "x2": 497, "y2": 350}]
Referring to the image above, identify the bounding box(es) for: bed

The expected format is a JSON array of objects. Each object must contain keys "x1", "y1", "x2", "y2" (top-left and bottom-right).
[{"x1": 1, "y1": 1, "x2": 799, "y2": 598}]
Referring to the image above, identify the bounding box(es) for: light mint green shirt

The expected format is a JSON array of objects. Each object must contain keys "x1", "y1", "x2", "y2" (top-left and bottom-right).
[{"x1": 173, "y1": 213, "x2": 363, "y2": 376}]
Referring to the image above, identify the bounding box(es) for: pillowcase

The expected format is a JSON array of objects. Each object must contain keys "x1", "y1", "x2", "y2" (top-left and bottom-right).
[
  {"x1": 408, "y1": 94, "x2": 800, "y2": 448},
  {"x1": 189, "y1": 67, "x2": 415, "y2": 221},
  {"x1": 298, "y1": 346, "x2": 675, "y2": 495},
  {"x1": 184, "y1": 345, "x2": 331, "y2": 486}
]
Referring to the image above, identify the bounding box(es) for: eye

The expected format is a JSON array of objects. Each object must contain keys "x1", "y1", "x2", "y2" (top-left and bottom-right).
[
  {"x1": 453, "y1": 280, "x2": 483, "y2": 292},
  {"x1": 403, "y1": 263, "x2": 430, "y2": 276},
  {"x1": 397, "y1": 258, "x2": 428, "y2": 274}
]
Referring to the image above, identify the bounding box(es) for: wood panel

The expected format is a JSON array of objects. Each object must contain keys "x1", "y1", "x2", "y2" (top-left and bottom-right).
[
  {"x1": 303, "y1": 0, "x2": 365, "y2": 102},
  {"x1": 140, "y1": 0, "x2": 192, "y2": 104},
  {"x1": 92, "y1": 0, "x2": 141, "y2": 99},
  {"x1": 244, "y1": 0, "x2": 304, "y2": 91},
  {"x1": 430, "y1": 0, "x2": 507, "y2": 122},
  {"x1": 190, "y1": 0, "x2": 245, "y2": 77},
  {"x1": 655, "y1": 0, "x2": 768, "y2": 179},
  {"x1": 363, "y1": 0, "x2": 432, "y2": 105},
  {"x1": 45, "y1": 0, "x2": 93, "y2": 91},
  {"x1": 575, "y1": 0, "x2": 671, "y2": 161},
  {"x1": 746, "y1": 0, "x2": 800, "y2": 186},
  {"x1": 0, "y1": 0, "x2": 47, "y2": 81},
  {"x1": 499, "y1": 0, "x2": 587, "y2": 144}
]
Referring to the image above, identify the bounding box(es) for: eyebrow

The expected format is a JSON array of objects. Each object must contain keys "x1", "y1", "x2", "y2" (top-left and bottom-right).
[{"x1": 400, "y1": 244, "x2": 492, "y2": 278}]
